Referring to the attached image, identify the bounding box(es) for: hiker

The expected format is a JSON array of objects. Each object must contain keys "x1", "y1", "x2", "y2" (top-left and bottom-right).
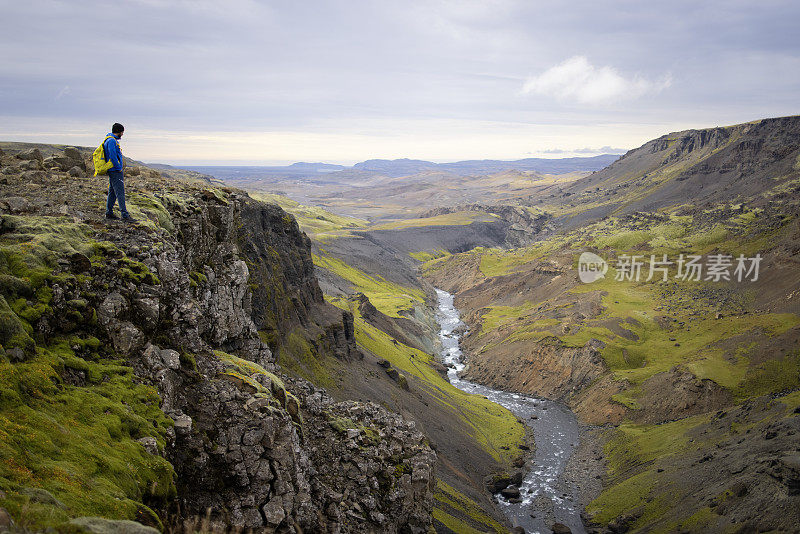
[{"x1": 103, "y1": 123, "x2": 135, "y2": 222}]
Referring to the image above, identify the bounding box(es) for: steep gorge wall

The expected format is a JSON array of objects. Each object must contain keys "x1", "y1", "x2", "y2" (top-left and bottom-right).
[{"x1": 0, "y1": 151, "x2": 435, "y2": 533}]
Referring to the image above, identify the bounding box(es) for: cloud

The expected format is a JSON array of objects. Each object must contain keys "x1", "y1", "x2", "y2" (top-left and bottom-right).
[
  {"x1": 521, "y1": 56, "x2": 671, "y2": 104},
  {"x1": 543, "y1": 145, "x2": 628, "y2": 155},
  {"x1": 575, "y1": 145, "x2": 627, "y2": 154},
  {"x1": 55, "y1": 85, "x2": 71, "y2": 100}
]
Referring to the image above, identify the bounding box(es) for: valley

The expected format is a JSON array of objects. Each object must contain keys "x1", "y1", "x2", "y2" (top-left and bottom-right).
[
  {"x1": 243, "y1": 116, "x2": 800, "y2": 532},
  {"x1": 1, "y1": 114, "x2": 799, "y2": 534}
]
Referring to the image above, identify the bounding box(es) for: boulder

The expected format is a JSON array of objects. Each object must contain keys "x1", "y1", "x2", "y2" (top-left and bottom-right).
[
  {"x1": 484, "y1": 473, "x2": 512, "y2": 493},
  {"x1": 132, "y1": 297, "x2": 160, "y2": 327},
  {"x1": 136, "y1": 436, "x2": 159, "y2": 456},
  {"x1": 68, "y1": 517, "x2": 159, "y2": 534},
  {"x1": 0, "y1": 507, "x2": 13, "y2": 529},
  {"x1": 16, "y1": 148, "x2": 42, "y2": 162},
  {"x1": 552, "y1": 523, "x2": 572, "y2": 534},
  {"x1": 285, "y1": 393, "x2": 300, "y2": 417},
  {"x1": 500, "y1": 485, "x2": 520, "y2": 499},
  {"x1": 64, "y1": 146, "x2": 82, "y2": 160},
  {"x1": 7, "y1": 347, "x2": 26, "y2": 363},
  {"x1": 20, "y1": 487, "x2": 65, "y2": 509},
  {"x1": 42, "y1": 156, "x2": 61, "y2": 170},
  {"x1": 110, "y1": 321, "x2": 145, "y2": 355},
  {"x1": 261, "y1": 499, "x2": 286, "y2": 527},
  {"x1": 68, "y1": 166, "x2": 84, "y2": 177},
  {"x1": 19, "y1": 159, "x2": 43, "y2": 171},
  {"x1": 0, "y1": 196, "x2": 33, "y2": 214},
  {"x1": 69, "y1": 252, "x2": 92, "y2": 273},
  {"x1": 173, "y1": 414, "x2": 192, "y2": 435},
  {"x1": 159, "y1": 348, "x2": 180, "y2": 370}
]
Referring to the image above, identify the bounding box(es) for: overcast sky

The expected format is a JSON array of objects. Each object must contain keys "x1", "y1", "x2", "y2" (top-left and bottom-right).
[{"x1": 1, "y1": 0, "x2": 798, "y2": 164}]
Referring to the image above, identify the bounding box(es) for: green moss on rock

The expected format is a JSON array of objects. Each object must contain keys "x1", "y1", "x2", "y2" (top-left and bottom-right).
[{"x1": 0, "y1": 339, "x2": 175, "y2": 530}]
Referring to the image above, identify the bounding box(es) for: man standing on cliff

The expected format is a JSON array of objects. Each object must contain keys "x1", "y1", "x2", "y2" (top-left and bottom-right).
[{"x1": 104, "y1": 123, "x2": 136, "y2": 222}]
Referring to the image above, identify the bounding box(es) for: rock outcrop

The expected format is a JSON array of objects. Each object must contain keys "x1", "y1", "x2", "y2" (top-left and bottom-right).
[
  {"x1": 420, "y1": 203, "x2": 553, "y2": 247},
  {"x1": 460, "y1": 336, "x2": 607, "y2": 401},
  {"x1": 0, "y1": 150, "x2": 435, "y2": 533}
]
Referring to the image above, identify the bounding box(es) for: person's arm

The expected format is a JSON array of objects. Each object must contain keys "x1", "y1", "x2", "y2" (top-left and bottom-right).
[{"x1": 105, "y1": 137, "x2": 122, "y2": 169}]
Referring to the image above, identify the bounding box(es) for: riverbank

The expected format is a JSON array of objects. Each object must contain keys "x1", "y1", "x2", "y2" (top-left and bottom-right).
[
  {"x1": 562, "y1": 426, "x2": 607, "y2": 531},
  {"x1": 435, "y1": 288, "x2": 590, "y2": 534}
]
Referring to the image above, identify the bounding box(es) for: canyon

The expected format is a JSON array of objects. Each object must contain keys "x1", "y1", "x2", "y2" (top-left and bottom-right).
[{"x1": 1, "y1": 114, "x2": 800, "y2": 533}]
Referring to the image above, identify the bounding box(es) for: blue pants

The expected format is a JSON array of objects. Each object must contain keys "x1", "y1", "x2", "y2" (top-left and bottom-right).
[{"x1": 106, "y1": 170, "x2": 129, "y2": 218}]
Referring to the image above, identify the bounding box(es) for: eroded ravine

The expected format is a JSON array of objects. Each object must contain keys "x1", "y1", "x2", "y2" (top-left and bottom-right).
[{"x1": 435, "y1": 289, "x2": 586, "y2": 534}]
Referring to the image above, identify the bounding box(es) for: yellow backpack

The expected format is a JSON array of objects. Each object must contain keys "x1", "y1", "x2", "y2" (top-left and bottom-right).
[{"x1": 92, "y1": 135, "x2": 116, "y2": 176}]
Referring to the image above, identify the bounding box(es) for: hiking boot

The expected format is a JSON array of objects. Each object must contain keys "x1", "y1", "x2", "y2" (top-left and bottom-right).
[
  {"x1": 105, "y1": 213, "x2": 120, "y2": 220},
  {"x1": 121, "y1": 216, "x2": 137, "y2": 223}
]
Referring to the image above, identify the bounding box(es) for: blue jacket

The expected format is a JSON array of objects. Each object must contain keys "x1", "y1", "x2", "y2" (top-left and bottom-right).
[{"x1": 103, "y1": 133, "x2": 123, "y2": 172}]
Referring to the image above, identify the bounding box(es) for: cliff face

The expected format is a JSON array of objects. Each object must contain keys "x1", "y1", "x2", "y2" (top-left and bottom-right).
[
  {"x1": 420, "y1": 204, "x2": 553, "y2": 247},
  {"x1": 0, "y1": 147, "x2": 435, "y2": 533}
]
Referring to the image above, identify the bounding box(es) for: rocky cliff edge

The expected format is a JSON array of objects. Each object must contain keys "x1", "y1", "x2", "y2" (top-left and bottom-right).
[{"x1": 0, "y1": 145, "x2": 435, "y2": 533}]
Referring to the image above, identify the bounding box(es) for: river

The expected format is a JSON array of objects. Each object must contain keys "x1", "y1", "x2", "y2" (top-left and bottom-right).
[{"x1": 434, "y1": 289, "x2": 586, "y2": 534}]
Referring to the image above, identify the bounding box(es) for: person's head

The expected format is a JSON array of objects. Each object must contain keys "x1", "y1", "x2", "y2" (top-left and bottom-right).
[{"x1": 112, "y1": 123, "x2": 124, "y2": 138}]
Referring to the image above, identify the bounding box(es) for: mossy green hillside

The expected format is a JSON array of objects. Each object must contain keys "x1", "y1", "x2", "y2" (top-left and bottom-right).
[
  {"x1": 273, "y1": 329, "x2": 338, "y2": 390},
  {"x1": 586, "y1": 414, "x2": 708, "y2": 528},
  {"x1": 438, "y1": 204, "x2": 800, "y2": 402},
  {"x1": 588, "y1": 391, "x2": 800, "y2": 530},
  {"x1": 478, "y1": 238, "x2": 568, "y2": 277},
  {"x1": 214, "y1": 350, "x2": 302, "y2": 426},
  {"x1": 472, "y1": 269, "x2": 799, "y2": 399},
  {"x1": 567, "y1": 274, "x2": 800, "y2": 395},
  {"x1": 409, "y1": 249, "x2": 449, "y2": 263},
  {"x1": 327, "y1": 296, "x2": 525, "y2": 466},
  {"x1": 433, "y1": 479, "x2": 507, "y2": 534},
  {"x1": 0, "y1": 338, "x2": 175, "y2": 531},
  {"x1": 0, "y1": 212, "x2": 182, "y2": 530},
  {"x1": 455, "y1": 202, "x2": 795, "y2": 281},
  {"x1": 251, "y1": 192, "x2": 368, "y2": 241},
  {"x1": 312, "y1": 252, "x2": 425, "y2": 318},
  {"x1": 0, "y1": 215, "x2": 115, "y2": 355}
]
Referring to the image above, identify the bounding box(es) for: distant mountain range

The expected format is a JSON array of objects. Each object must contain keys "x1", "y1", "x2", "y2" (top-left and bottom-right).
[
  {"x1": 173, "y1": 154, "x2": 621, "y2": 181},
  {"x1": 353, "y1": 155, "x2": 622, "y2": 177}
]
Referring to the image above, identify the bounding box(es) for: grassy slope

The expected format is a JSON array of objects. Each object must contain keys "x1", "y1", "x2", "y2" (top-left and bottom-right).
[
  {"x1": 419, "y1": 193, "x2": 800, "y2": 529},
  {"x1": 431, "y1": 201, "x2": 800, "y2": 396},
  {"x1": 328, "y1": 296, "x2": 524, "y2": 465},
  {"x1": 0, "y1": 210, "x2": 180, "y2": 530},
  {"x1": 312, "y1": 252, "x2": 426, "y2": 318},
  {"x1": 587, "y1": 391, "x2": 800, "y2": 531},
  {"x1": 250, "y1": 192, "x2": 369, "y2": 242}
]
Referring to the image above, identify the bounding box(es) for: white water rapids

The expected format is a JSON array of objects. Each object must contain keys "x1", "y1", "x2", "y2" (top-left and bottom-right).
[{"x1": 434, "y1": 288, "x2": 586, "y2": 534}]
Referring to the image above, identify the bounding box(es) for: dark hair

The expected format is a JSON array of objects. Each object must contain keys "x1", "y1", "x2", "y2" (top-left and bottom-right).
[{"x1": 112, "y1": 123, "x2": 124, "y2": 134}]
